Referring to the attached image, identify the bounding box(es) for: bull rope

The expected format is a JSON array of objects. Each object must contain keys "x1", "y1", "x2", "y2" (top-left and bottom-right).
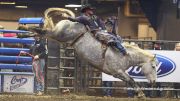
[{"x1": 16, "y1": 51, "x2": 44, "y2": 83}]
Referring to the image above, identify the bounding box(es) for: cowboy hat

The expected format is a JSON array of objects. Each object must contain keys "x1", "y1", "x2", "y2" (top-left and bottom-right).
[{"x1": 81, "y1": 5, "x2": 95, "y2": 13}]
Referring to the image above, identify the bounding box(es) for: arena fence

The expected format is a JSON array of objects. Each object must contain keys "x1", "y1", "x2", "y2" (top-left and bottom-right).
[
  {"x1": 0, "y1": 30, "x2": 35, "y2": 93},
  {"x1": 46, "y1": 39, "x2": 180, "y2": 97}
]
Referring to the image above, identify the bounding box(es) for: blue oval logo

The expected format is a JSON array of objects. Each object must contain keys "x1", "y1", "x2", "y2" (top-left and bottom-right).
[
  {"x1": 156, "y1": 54, "x2": 176, "y2": 77},
  {"x1": 127, "y1": 54, "x2": 176, "y2": 79}
]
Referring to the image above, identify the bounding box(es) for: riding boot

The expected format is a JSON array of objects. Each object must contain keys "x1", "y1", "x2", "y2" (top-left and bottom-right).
[{"x1": 115, "y1": 42, "x2": 128, "y2": 56}]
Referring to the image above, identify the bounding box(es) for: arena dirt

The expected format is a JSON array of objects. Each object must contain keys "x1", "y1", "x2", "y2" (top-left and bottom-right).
[{"x1": 0, "y1": 94, "x2": 178, "y2": 101}]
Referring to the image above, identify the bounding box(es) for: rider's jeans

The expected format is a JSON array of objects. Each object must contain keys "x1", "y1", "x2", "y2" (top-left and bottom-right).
[
  {"x1": 115, "y1": 42, "x2": 127, "y2": 54},
  {"x1": 33, "y1": 59, "x2": 45, "y2": 92}
]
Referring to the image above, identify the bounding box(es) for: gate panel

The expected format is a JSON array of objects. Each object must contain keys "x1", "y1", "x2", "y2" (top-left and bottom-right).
[{"x1": 46, "y1": 40, "x2": 180, "y2": 97}]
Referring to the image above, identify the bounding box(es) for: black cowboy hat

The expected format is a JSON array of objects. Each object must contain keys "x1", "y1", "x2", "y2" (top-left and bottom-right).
[{"x1": 81, "y1": 5, "x2": 95, "y2": 13}]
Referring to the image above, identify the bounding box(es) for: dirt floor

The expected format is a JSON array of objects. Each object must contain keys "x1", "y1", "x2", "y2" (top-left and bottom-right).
[{"x1": 0, "y1": 94, "x2": 180, "y2": 101}]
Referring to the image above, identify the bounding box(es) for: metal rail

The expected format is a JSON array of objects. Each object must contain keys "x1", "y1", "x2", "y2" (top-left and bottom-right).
[
  {"x1": 89, "y1": 87, "x2": 180, "y2": 91},
  {"x1": 46, "y1": 40, "x2": 180, "y2": 95},
  {"x1": 123, "y1": 39, "x2": 180, "y2": 43}
]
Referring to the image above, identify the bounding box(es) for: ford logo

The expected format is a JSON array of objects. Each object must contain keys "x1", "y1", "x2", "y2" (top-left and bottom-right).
[
  {"x1": 127, "y1": 54, "x2": 176, "y2": 79},
  {"x1": 156, "y1": 54, "x2": 176, "y2": 77}
]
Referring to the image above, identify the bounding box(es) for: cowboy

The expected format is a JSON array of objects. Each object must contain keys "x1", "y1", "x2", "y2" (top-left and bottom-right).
[
  {"x1": 66, "y1": 5, "x2": 105, "y2": 33},
  {"x1": 64, "y1": 5, "x2": 127, "y2": 55},
  {"x1": 25, "y1": 5, "x2": 105, "y2": 36},
  {"x1": 30, "y1": 29, "x2": 47, "y2": 96}
]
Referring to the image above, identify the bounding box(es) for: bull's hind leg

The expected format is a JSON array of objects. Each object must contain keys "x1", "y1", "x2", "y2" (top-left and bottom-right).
[{"x1": 113, "y1": 69, "x2": 145, "y2": 98}]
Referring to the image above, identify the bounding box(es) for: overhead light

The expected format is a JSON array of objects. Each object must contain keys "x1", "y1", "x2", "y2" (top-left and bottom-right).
[
  {"x1": 15, "y1": 6, "x2": 28, "y2": 8},
  {"x1": 0, "y1": 2, "x2": 15, "y2": 5},
  {"x1": 74, "y1": 8, "x2": 78, "y2": 11},
  {"x1": 65, "y1": 4, "x2": 82, "y2": 8}
]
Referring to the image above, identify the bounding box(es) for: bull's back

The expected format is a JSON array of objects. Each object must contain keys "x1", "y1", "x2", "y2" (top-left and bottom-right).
[{"x1": 74, "y1": 32, "x2": 105, "y2": 68}]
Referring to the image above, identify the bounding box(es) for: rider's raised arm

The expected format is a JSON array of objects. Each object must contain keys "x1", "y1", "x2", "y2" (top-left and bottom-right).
[
  {"x1": 67, "y1": 16, "x2": 78, "y2": 22},
  {"x1": 67, "y1": 16, "x2": 89, "y2": 26}
]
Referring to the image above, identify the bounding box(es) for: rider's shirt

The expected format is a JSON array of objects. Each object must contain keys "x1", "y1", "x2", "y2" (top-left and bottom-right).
[{"x1": 68, "y1": 14, "x2": 105, "y2": 31}]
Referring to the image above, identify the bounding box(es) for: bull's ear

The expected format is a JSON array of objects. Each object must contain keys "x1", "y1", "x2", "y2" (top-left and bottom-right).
[
  {"x1": 151, "y1": 54, "x2": 156, "y2": 61},
  {"x1": 154, "y1": 54, "x2": 156, "y2": 59}
]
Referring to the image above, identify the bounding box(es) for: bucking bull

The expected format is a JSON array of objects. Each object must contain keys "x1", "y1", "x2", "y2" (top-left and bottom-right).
[{"x1": 21, "y1": 8, "x2": 159, "y2": 98}]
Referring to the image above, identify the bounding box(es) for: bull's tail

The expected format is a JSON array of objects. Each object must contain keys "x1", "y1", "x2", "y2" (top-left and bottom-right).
[{"x1": 43, "y1": 8, "x2": 75, "y2": 29}]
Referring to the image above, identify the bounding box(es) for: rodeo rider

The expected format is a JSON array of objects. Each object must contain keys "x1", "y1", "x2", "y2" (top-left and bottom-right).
[{"x1": 64, "y1": 5, "x2": 128, "y2": 56}]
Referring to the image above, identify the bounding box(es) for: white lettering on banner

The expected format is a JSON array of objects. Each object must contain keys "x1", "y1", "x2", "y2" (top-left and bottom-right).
[
  {"x1": 102, "y1": 50, "x2": 180, "y2": 82},
  {"x1": 131, "y1": 66, "x2": 141, "y2": 74},
  {"x1": 127, "y1": 62, "x2": 162, "y2": 75},
  {"x1": 156, "y1": 62, "x2": 162, "y2": 74}
]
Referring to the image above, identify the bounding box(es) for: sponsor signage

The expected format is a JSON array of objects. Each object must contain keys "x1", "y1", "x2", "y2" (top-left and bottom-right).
[
  {"x1": 3, "y1": 75, "x2": 34, "y2": 93},
  {"x1": 102, "y1": 50, "x2": 180, "y2": 82},
  {"x1": 156, "y1": 55, "x2": 176, "y2": 77}
]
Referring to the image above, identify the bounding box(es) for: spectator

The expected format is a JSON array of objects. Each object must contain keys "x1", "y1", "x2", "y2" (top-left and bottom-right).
[
  {"x1": 103, "y1": 81, "x2": 113, "y2": 97},
  {"x1": 30, "y1": 29, "x2": 48, "y2": 96},
  {"x1": 175, "y1": 43, "x2": 180, "y2": 51},
  {"x1": 126, "y1": 82, "x2": 134, "y2": 98},
  {"x1": 153, "y1": 42, "x2": 161, "y2": 50},
  {"x1": 17, "y1": 25, "x2": 48, "y2": 95}
]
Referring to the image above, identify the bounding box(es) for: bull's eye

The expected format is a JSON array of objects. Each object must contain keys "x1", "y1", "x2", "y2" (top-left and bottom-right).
[{"x1": 152, "y1": 66, "x2": 155, "y2": 69}]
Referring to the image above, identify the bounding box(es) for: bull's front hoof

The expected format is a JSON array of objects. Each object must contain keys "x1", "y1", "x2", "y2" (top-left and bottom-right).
[{"x1": 137, "y1": 91, "x2": 146, "y2": 99}]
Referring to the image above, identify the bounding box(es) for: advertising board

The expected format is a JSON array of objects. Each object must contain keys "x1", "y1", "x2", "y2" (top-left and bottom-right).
[
  {"x1": 102, "y1": 50, "x2": 180, "y2": 82},
  {"x1": 3, "y1": 75, "x2": 34, "y2": 93}
]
